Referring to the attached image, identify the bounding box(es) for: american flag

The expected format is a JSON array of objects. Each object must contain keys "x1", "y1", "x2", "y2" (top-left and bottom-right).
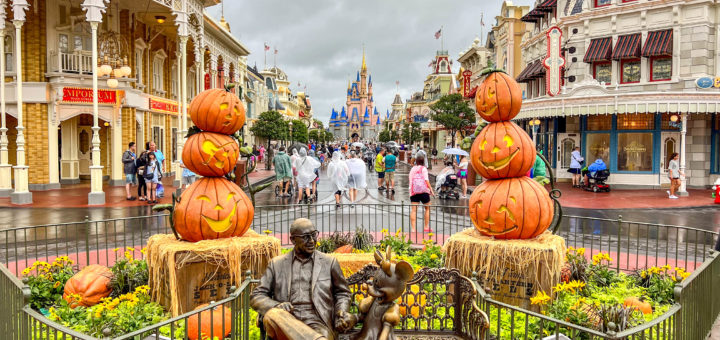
[
  {"x1": 481, "y1": 13, "x2": 484, "y2": 27},
  {"x1": 264, "y1": 43, "x2": 270, "y2": 51},
  {"x1": 434, "y1": 28, "x2": 442, "y2": 40},
  {"x1": 274, "y1": 47, "x2": 278, "y2": 55},
  {"x1": 428, "y1": 60, "x2": 434, "y2": 67}
]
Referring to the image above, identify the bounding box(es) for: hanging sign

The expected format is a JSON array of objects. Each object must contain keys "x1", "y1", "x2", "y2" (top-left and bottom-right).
[
  {"x1": 696, "y1": 77, "x2": 713, "y2": 89},
  {"x1": 62, "y1": 87, "x2": 117, "y2": 104},
  {"x1": 462, "y1": 70, "x2": 473, "y2": 97},
  {"x1": 149, "y1": 96, "x2": 179, "y2": 115},
  {"x1": 543, "y1": 26, "x2": 565, "y2": 97}
]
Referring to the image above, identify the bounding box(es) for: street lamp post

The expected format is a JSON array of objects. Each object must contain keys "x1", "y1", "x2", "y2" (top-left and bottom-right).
[
  {"x1": 529, "y1": 119, "x2": 541, "y2": 146},
  {"x1": 289, "y1": 121, "x2": 293, "y2": 146},
  {"x1": 10, "y1": 0, "x2": 31, "y2": 204}
]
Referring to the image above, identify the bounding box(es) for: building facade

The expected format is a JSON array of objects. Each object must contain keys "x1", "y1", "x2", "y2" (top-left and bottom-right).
[
  {"x1": 492, "y1": 1, "x2": 532, "y2": 78},
  {"x1": 329, "y1": 52, "x2": 381, "y2": 141},
  {"x1": 513, "y1": 0, "x2": 720, "y2": 191},
  {"x1": 0, "y1": 0, "x2": 249, "y2": 204}
]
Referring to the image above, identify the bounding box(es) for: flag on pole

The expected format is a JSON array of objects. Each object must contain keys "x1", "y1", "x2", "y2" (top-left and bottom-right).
[
  {"x1": 434, "y1": 28, "x2": 442, "y2": 39},
  {"x1": 274, "y1": 47, "x2": 278, "y2": 55},
  {"x1": 395, "y1": 81, "x2": 399, "y2": 86},
  {"x1": 264, "y1": 43, "x2": 270, "y2": 51},
  {"x1": 481, "y1": 13, "x2": 484, "y2": 27},
  {"x1": 428, "y1": 59, "x2": 435, "y2": 67}
]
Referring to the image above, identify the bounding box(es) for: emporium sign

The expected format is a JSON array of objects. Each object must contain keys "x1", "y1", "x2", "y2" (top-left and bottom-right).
[
  {"x1": 149, "y1": 97, "x2": 179, "y2": 115},
  {"x1": 543, "y1": 25, "x2": 565, "y2": 97},
  {"x1": 62, "y1": 87, "x2": 117, "y2": 104}
]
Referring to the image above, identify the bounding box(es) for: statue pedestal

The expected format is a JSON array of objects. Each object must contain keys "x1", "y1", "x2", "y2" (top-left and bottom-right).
[
  {"x1": 146, "y1": 231, "x2": 280, "y2": 316},
  {"x1": 443, "y1": 228, "x2": 566, "y2": 311}
]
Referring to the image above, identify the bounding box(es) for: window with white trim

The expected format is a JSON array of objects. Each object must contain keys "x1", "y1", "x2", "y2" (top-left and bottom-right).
[
  {"x1": 152, "y1": 50, "x2": 167, "y2": 94},
  {"x1": 4, "y1": 35, "x2": 12, "y2": 72},
  {"x1": 171, "y1": 63, "x2": 178, "y2": 100}
]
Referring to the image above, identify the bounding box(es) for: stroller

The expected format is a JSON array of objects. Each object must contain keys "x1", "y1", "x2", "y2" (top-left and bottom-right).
[
  {"x1": 584, "y1": 169, "x2": 611, "y2": 193},
  {"x1": 274, "y1": 179, "x2": 295, "y2": 197},
  {"x1": 436, "y1": 166, "x2": 460, "y2": 200}
]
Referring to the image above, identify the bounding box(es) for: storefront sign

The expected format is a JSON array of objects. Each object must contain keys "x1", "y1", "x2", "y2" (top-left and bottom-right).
[
  {"x1": 204, "y1": 73, "x2": 211, "y2": 90},
  {"x1": 696, "y1": 77, "x2": 713, "y2": 89},
  {"x1": 543, "y1": 26, "x2": 565, "y2": 97},
  {"x1": 149, "y1": 97, "x2": 179, "y2": 115},
  {"x1": 414, "y1": 115, "x2": 429, "y2": 123},
  {"x1": 62, "y1": 87, "x2": 117, "y2": 104},
  {"x1": 462, "y1": 70, "x2": 472, "y2": 97}
]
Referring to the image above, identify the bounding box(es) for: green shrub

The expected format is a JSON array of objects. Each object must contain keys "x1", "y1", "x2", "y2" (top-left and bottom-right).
[
  {"x1": 110, "y1": 248, "x2": 149, "y2": 297},
  {"x1": 22, "y1": 257, "x2": 76, "y2": 310}
]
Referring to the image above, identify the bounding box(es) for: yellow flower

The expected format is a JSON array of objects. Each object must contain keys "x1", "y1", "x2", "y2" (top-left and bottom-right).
[
  {"x1": 263, "y1": 230, "x2": 272, "y2": 235},
  {"x1": 21, "y1": 268, "x2": 31, "y2": 276},
  {"x1": 395, "y1": 229, "x2": 401, "y2": 237},
  {"x1": 567, "y1": 246, "x2": 575, "y2": 253},
  {"x1": 53, "y1": 281, "x2": 62, "y2": 289},
  {"x1": 113, "y1": 248, "x2": 120, "y2": 252},
  {"x1": 530, "y1": 290, "x2": 551, "y2": 305},
  {"x1": 576, "y1": 248, "x2": 585, "y2": 256},
  {"x1": 140, "y1": 247, "x2": 147, "y2": 255},
  {"x1": 124, "y1": 251, "x2": 133, "y2": 261},
  {"x1": 430, "y1": 254, "x2": 438, "y2": 260},
  {"x1": 427, "y1": 233, "x2": 434, "y2": 238},
  {"x1": 640, "y1": 270, "x2": 647, "y2": 279},
  {"x1": 381, "y1": 228, "x2": 388, "y2": 235}
]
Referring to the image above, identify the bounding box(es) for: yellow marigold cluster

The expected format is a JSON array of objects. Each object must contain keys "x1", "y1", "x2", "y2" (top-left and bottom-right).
[
  {"x1": 380, "y1": 228, "x2": 389, "y2": 235},
  {"x1": 530, "y1": 290, "x2": 551, "y2": 305},
  {"x1": 553, "y1": 280, "x2": 586, "y2": 294},
  {"x1": 91, "y1": 285, "x2": 150, "y2": 318},
  {"x1": 592, "y1": 252, "x2": 613, "y2": 265},
  {"x1": 566, "y1": 247, "x2": 586, "y2": 256}
]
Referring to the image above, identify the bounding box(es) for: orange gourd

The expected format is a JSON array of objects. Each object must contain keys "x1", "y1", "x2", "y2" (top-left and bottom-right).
[
  {"x1": 475, "y1": 70, "x2": 523, "y2": 122},
  {"x1": 624, "y1": 297, "x2": 652, "y2": 315},
  {"x1": 174, "y1": 177, "x2": 254, "y2": 242},
  {"x1": 470, "y1": 121, "x2": 535, "y2": 179},
  {"x1": 334, "y1": 245, "x2": 353, "y2": 253},
  {"x1": 62, "y1": 265, "x2": 113, "y2": 308},
  {"x1": 468, "y1": 177, "x2": 553, "y2": 239},
  {"x1": 187, "y1": 303, "x2": 232, "y2": 340},
  {"x1": 182, "y1": 132, "x2": 240, "y2": 177},
  {"x1": 189, "y1": 88, "x2": 246, "y2": 135}
]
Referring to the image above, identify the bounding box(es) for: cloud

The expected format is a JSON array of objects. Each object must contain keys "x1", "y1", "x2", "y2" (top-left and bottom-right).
[{"x1": 207, "y1": 0, "x2": 535, "y2": 124}]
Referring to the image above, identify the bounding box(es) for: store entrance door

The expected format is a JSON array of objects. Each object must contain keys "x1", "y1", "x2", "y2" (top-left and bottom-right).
[
  {"x1": 556, "y1": 133, "x2": 580, "y2": 180},
  {"x1": 660, "y1": 132, "x2": 680, "y2": 186},
  {"x1": 78, "y1": 126, "x2": 92, "y2": 176}
]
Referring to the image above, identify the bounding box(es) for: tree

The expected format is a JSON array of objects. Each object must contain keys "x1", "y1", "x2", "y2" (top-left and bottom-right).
[
  {"x1": 313, "y1": 119, "x2": 324, "y2": 130},
  {"x1": 250, "y1": 111, "x2": 289, "y2": 148},
  {"x1": 323, "y1": 130, "x2": 334, "y2": 143},
  {"x1": 378, "y1": 129, "x2": 392, "y2": 143},
  {"x1": 430, "y1": 93, "x2": 474, "y2": 147},
  {"x1": 308, "y1": 129, "x2": 320, "y2": 143},
  {"x1": 290, "y1": 119, "x2": 308, "y2": 143},
  {"x1": 401, "y1": 122, "x2": 423, "y2": 145}
]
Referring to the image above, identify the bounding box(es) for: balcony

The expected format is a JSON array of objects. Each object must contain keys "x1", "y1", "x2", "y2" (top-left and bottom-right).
[{"x1": 50, "y1": 50, "x2": 94, "y2": 75}]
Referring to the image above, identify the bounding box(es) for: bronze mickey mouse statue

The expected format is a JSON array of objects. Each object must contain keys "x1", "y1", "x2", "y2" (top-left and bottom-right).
[{"x1": 352, "y1": 246, "x2": 414, "y2": 340}]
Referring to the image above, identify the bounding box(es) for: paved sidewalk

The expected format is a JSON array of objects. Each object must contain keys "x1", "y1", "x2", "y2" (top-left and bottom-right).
[{"x1": 0, "y1": 168, "x2": 275, "y2": 208}]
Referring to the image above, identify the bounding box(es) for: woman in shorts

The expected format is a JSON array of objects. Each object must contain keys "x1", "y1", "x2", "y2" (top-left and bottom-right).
[
  {"x1": 457, "y1": 156, "x2": 469, "y2": 198},
  {"x1": 408, "y1": 155, "x2": 435, "y2": 233}
]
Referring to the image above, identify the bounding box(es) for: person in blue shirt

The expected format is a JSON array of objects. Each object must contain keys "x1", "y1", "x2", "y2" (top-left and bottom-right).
[
  {"x1": 384, "y1": 151, "x2": 397, "y2": 192},
  {"x1": 584, "y1": 158, "x2": 607, "y2": 186}
]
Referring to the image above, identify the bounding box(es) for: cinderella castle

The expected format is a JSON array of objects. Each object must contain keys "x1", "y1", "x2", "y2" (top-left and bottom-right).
[{"x1": 329, "y1": 51, "x2": 382, "y2": 141}]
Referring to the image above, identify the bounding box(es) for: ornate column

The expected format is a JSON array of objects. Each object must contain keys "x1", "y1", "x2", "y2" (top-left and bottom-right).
[
  {"x1": 210, "y1": 57, "x2": 217, "y2": 89},
  {"x1": 194, "y1": 44, "x2": 202, "y2": 94},
  {"x1": 0, "y1": 1, "x2": 11, "y2": 197},
  {"x1": 173, "y1": 2, "x2": 189, "y2": 188},
  {"x1": 9, "y1": 0, "x2": 31, "y2": 204},
  {"x1": 82, "y1": 0, "x2": 108, "y2": 205},
  {"x1": 678, "y1": 112, "x2": 688, "y2": 196}
]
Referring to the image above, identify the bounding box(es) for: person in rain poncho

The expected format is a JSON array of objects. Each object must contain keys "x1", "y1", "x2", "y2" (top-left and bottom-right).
[
  {"x1": 345, "y1": 151, "x2": 367, "y2": 208},
  {"x1": 435, "y1": 161, "x2": 456, "y2": 191},
  {"x1": 308, "y1": 150, "x2": 321, "y2": 198},
  {"x1": 290, "y1": 149, "x2": 300, "y2": 193},
  {"x1": 273, "y1": 146, "x2": 293, "y2": 197},
  {"x1": 327, "y1": 151, "x2": 350, "y2": 208},
  {"x1": 293, "y1": 148, "x2": 320, "y2": 204}
]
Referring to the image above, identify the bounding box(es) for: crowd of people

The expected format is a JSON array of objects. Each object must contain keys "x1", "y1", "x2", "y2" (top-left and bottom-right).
[{"x1": 122, "y1": 141, "x2": 167, "y2": 204}]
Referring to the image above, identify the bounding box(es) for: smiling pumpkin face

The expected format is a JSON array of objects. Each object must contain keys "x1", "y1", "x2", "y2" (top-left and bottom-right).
[
  {"x1": 474, "y1": 71, "x2": 522, "y2": 122},
  {"x1": 470, "y1": 121, "x2": 535, "y2": 179},
  {"x1": 189, "y1": 88, "x2": 246, "y2": 135},
  {"x1": 174, "y1": 177, "x2": 254, "y2": 242},
  {"x1": 468, "y1": 177, "x2": 553, "y2": 239},
  {"x1": 182, "y1": 132, "x2": 240, "y2": 177}
]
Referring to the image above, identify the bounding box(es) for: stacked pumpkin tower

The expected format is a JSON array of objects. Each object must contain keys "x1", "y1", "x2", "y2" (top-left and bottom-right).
[
  {"x1": 443, "y1": 70, "x2": 566, "y2": 311},
  {"x1": 146, "y1": 88, "x2": 280, "y2": 316}
]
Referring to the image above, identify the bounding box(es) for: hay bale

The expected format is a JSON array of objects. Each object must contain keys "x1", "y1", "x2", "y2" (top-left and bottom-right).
[
  {"x1": 329, "y1": 253, "x2": 376, "y2": 277},
  {"x1": 443, "y1": 228, "x2": 566, "y2": 311},
  {"x1": 147, "y1": 231, "x2": 281, "y2": 316}
]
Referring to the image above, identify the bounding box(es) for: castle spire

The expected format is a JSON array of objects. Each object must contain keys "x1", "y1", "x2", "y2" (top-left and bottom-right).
[{"x1": 361, "y1": 45, "x2": 367, "y2": 71}]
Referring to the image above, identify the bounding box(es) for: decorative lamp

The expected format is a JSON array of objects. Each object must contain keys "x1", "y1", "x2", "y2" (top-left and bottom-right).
[
  {"x1": 120, "y1": 63, "x2": 132, "y2": 77},
  {"x1": 100, "y1": 64, "x2": 113, "y2": 77},
  {"x1": 103, "y1": 122, "x2": 110, "y2": 127},
  {"x1": 107, "y1": 78, "x2": 119, "y2": 88},
  {"x1": 533, "y1": 119, "x2": 541, "y2": 126},
  {"x1": 670, "y1": 114, "x2": 679, "y2": 122},
  {"x1": 155, "y1": 16, "x2": 166, "y2": 24},
  {"x1": 113, "y1": 68, "x2": 124, "y2": 78}
]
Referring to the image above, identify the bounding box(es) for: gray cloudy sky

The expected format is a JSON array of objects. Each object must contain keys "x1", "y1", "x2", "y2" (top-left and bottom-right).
[{"x1": 207, "y1": 0, "x2": 534, "y2": 125}]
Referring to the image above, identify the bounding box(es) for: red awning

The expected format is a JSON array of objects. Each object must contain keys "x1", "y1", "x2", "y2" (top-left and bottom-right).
[
  {"x1": 583, "y1": 37, "x2": 613, "y2": 63},
  {"x1": 465, "y1": 85, "x2": 478, "y2": 99},
  {"x1": 537, "y1": 0, "x2": 557, "y2": 12},
  {"x1": 516, "y1": 61, "x2": 537, "y2": 82},
  {"x1": 642, "y1": 29, "x2": 673, "y2": 57},
  {"x1": 518, "y1": 60, "x2": 546, "y2": 83},
  {"x1": 521, "y1": 8, "x2": 544, "y2": 22},
  {"x1": 612, "y1": 34, "x2": 642, "y2": 60}
]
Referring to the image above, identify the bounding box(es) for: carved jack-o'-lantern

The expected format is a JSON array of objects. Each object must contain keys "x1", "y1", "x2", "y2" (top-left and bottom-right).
[
  {"x1": 189, "y1": 88, "x2": 246, "y2": 135},
  {"x1": 470, "y1": 121, "x2": 535, "y2": 179},
  {"x1": 174, "y1": 177, "x2": 254, "y2": 242},
  {"x1": 474, "y1": 70, "x2": 522, "y2": 122},
  {"x1": 469, "y1": 177, "x2": 553, "y2": 239},
  {"x1": 182, "y1": 132, "x2": 240, "y2": 177}
]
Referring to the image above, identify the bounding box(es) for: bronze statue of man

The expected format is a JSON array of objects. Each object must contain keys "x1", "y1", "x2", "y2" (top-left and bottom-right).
[{"x1": 251, "y1": 218, "x2": 356, "y2": 340}]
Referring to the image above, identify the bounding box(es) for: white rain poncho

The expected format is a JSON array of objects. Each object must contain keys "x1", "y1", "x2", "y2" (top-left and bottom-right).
[
  {"x1": 345, "y1": 154, "x2": 367, "y2": 189},
  {"x1": 327, "y1": 151, "x2": 350, "y2": 192},
  {"x1": 294, "y1": 148, "x2": 320, "y2": 189},
  {"x1": 435, "y1": 166, "x2": 455, "y2": 191}
]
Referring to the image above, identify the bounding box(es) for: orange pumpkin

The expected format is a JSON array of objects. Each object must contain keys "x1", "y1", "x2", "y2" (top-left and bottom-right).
[
  {"x1": 624, "y1": 297, "x2": 652, "y2": 315},
  {"x1": 182, "y1": 132, "x2": 240, "y2": 177},
  {"x1": 470, "y1": 121, "x2": 536, "y2": 179},
  {"x1": 468, "y1": 177, "x2": 553, "y2": 239},
  {"x1": 189, "y1": 88, "x2": 246, "y2": 135},
  {"x1": 187, "y1": 303, "x2": 232, "y2": 340},
  {"x1": 334, "y1": 245, "x2": 353, "y2": 253},
  {"x1": 475, "y1": 70, "x2": 523, "y2": 122},
  {"x1": 62, "y1": 265, "x2": 113, "y2": 308},
  {"x1": 174, "y1": 177, "x2": 254, "y2": 242}
]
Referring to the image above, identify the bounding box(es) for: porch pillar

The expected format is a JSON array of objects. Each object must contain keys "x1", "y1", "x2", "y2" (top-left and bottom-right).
[
  {"x1": 10, "y1": 0, "x2": 31, "y2": 204},
  {"x1": 678, "y1": 112, "x2": 688, "y2": 196},
  {"x1": 173, "y1": 2, "x2": 189, "y2": 188},
  {"x1": 0, "y1": 3, "x2": 11, "y2": 197},
  {"x1": 82, "y1": 0, "x2": 108, "y2": 205}
]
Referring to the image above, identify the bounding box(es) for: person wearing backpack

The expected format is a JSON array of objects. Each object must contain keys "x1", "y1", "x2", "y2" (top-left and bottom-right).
[
  {"x1": 122, "y1": 142, "x2": 137, "y2": 200},
  {"x1": 135, "y1": 146, "x2": 150, "y2": 201},
  {"x1": 408, "y1": 154, "x2": 435, "y2": 233},
  {"x1": 144, "y1": 152, "x2": 162, "y2": 204}
]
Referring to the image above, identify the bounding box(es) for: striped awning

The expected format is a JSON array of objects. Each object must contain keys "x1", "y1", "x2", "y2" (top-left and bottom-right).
[
  {"x1": 537, "y1": 0, "x2": 558, "y2": 12},
  {"x1": 612, "y1": 34, "x2": 642, "y2": 60},
  {"x1": 518, "y1": 60, "x2": 546, "y2": 82},
  {"x1": 520, "y1": 8, "x2": 544, "y2": 22},
  {"x1": 642, "y1": 30, "x2": 673, "y2": 57},
  {"x1": 516, "y1": 61, "x2": 536, "y2": 82},
  {"x1": 583, "y1": 37, "x2": 612, "y2": 63}
]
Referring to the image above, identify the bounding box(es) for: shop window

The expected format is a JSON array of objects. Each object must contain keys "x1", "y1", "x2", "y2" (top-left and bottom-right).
[
  {"x1": 153, "y1": 56, "x2": 165, "y2": 92},
  {"x1": 586, "y1": 133, "x2": 611, "y2": 167},
  {"x1": 59, "y1": 34, "x2": 69, "y2": 53},
  {"x1": 593, "y1": 61, "x2": 611, "y2": 84},
  {"x1": 4, "y1": 36, "x2": 12, "y2": 72},
  {"x1": 650, "y1": 57, "x2": 672, "y2": 81},
  {"x1": 618, "y1": 133, "x2": 653, "y2": 171},
  {"x1": 595, "y1": 0, "x2": 611, "y2": 7},
  {"x1": 661, "y1": 113, "x2": 682, "y2": 130},
  {"x1": 171, "y1": 64, "x2": 178, "y2": 100},
  {"x1": 586, "y1": 115, "x2": 612, "y2": 131},
  {"x1": 621, "y1": 59, "x2": 641, "y2": 84},
  {"x1": 618, "y1": 113, "x2": 654, "y2": 130}
]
